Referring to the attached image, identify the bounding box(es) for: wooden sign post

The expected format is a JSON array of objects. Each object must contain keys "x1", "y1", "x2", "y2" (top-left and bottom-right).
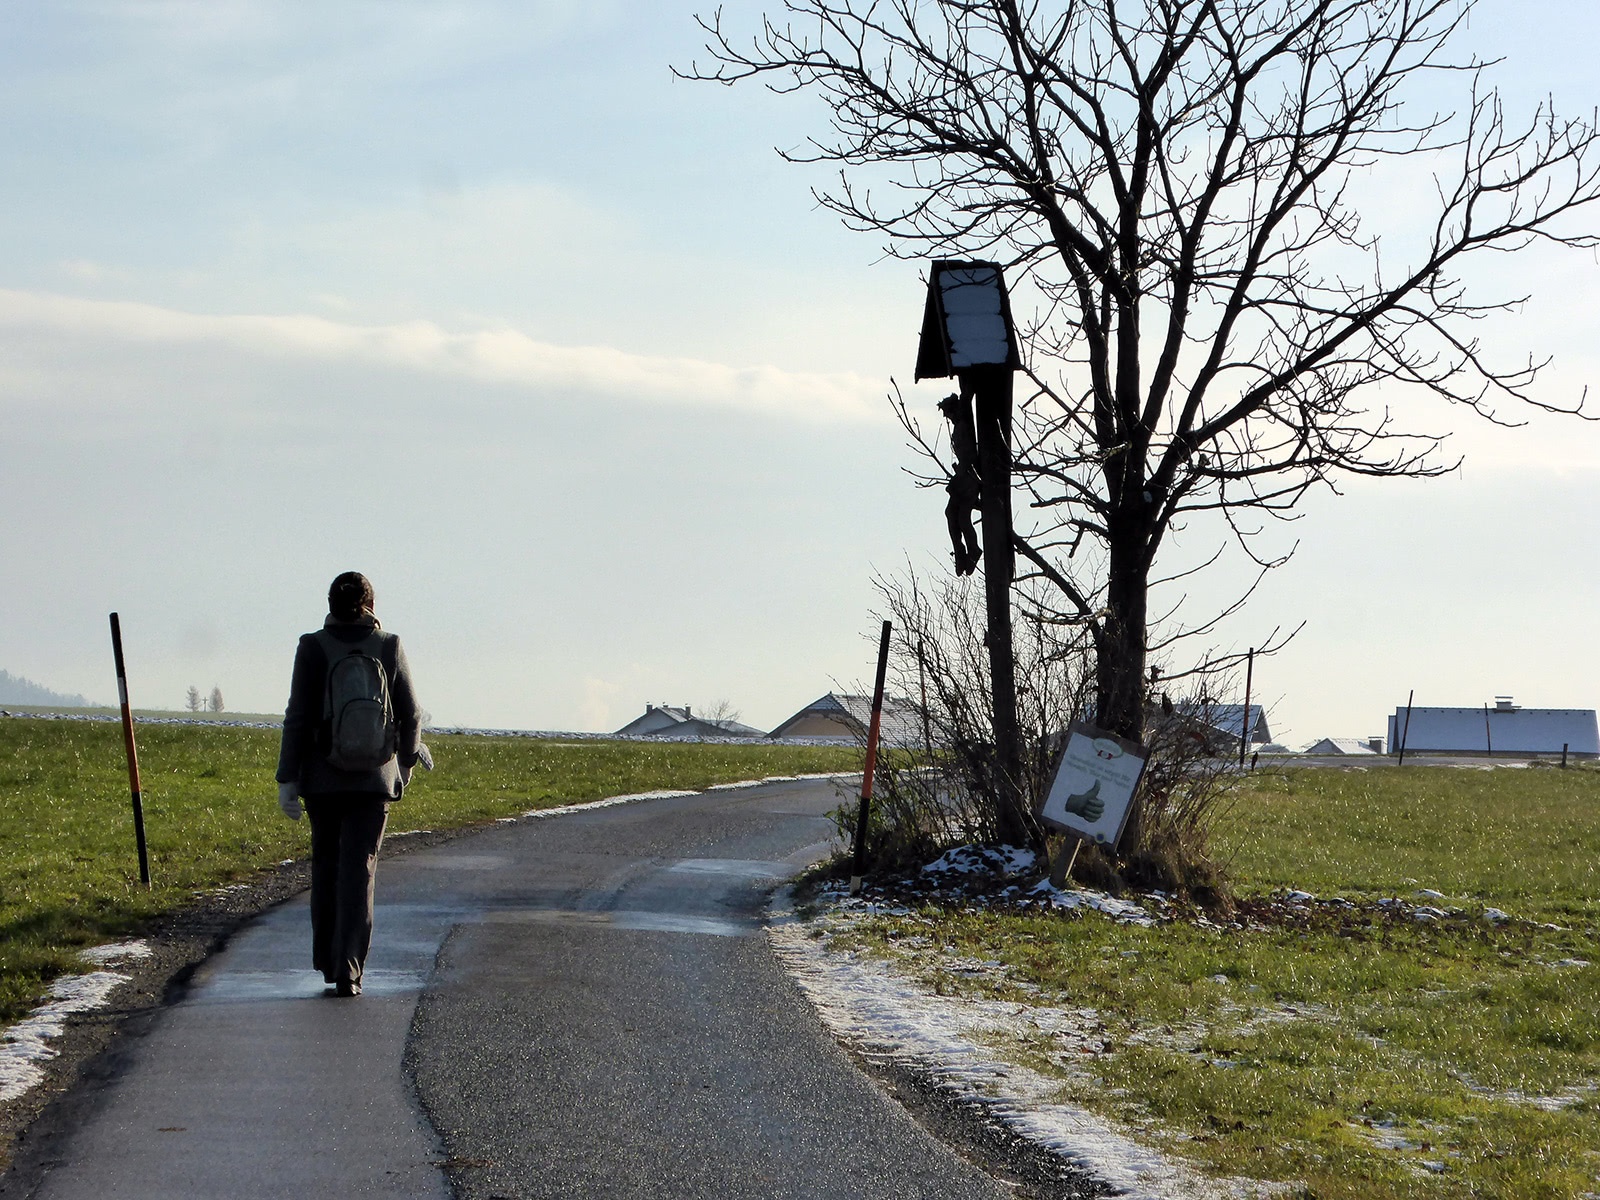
[{"x1": 915, "y1": 261, "x2": 1025, "y2": 831}]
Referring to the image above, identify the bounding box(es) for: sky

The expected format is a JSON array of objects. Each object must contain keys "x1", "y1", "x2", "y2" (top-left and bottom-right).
[{"x1": 2, "y1": 0, "x2": 1597, "y2": 745}]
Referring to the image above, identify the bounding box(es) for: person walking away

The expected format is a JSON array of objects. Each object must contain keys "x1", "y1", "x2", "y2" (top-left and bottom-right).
[{"x1": 275, "y1": 572, "x2": 426, "y2": 997}]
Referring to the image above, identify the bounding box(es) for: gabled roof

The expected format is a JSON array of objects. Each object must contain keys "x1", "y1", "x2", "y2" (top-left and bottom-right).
[
  {"x1": 1304, "y1": 737, "x2": 1378, "y2": 755},
  {"x1": 768, "y1": 692, "x2": 925, "y2": 747},
  {"x1": 613, "y1": 704, "x2": 693, "y2": 737},
  {"x1": 615, "y1": 703, "x2": 765, "y2": 740},
  {"x1": 1170, "y1": 701, "x2": 1271, "y2": 745},
  {"x1": 651, "y1": 716, "x2": 765, "y2": 740}
]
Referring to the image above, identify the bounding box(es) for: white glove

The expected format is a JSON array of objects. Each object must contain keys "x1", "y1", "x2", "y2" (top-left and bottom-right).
[
  {"x1": 277, "y1": 782, "x2": 303, "y2": 820},
  {"x1": 400, "y1": 743, "x2": 433, "y2": 789}
]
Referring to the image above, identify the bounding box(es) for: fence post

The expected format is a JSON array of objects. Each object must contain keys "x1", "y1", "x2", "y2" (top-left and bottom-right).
[
  {"x1": 109, "y1": 613, "x2": 151, "y2": 887},
  {"x1": 849, "y1": 620, "x2": 893, "y2": 895}
]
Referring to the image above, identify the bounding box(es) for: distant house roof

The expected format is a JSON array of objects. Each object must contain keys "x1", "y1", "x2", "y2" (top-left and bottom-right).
[
  {"x1": 614, "y1": 704, "x2": 694, "y2": 737},
  {"x1": 1386, "y1": 702, "x2": 1599, "y2": 755},
  {"x1": 768, "y1": 692, "x2": 924, "y2": 747},
  {"x1": 1304, "y1": 737, "x2": 1380, "y2": 756},
  {"x1": 613, "y1": 704, "x2": 763, "y2": 740},
  {"x1": 651, "y1": 717, "x2": 765, "y2": 740},
  {"x1": 1149, "y1": 701, "x2": 1270, "y2": 751}
]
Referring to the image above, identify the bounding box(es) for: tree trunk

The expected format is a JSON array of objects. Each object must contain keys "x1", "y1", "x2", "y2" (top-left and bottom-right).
[{"x1": 1096, "y1": 515, "x2": 1148, "y2": 744}]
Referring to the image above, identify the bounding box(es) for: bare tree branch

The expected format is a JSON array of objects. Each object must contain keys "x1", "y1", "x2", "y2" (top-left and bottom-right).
[{"x1": 684, "y1": 0, "x2": 1600, "y2": 737}]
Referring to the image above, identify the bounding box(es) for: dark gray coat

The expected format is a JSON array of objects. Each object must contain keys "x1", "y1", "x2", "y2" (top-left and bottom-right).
[{"x1": 275, "y1": 614, "x2": 422, "y2": 799}]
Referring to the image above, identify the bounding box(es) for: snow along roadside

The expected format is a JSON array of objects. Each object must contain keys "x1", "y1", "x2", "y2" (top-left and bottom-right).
[
  {"x1": 766, "y1": 888, "x2": 1288, "y2": 1200},
  {"x1": 0, "y1": 942, "x2": 152, "y2": 1104}
]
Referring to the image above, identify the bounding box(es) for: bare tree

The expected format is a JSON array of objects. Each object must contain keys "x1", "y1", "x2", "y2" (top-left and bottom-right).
[
  {"x1": 686, "y1": 0, "x2": 1600, "y2": 740},
  {"x1": 701, "y1": 698, "x2": 744, "y2": 725},
  {"x1": 209, "y1": 686, "x2": 224, "y2": 715},
  {"x1": 186, "y1": 685, "x2": 202, "y2": 713}
]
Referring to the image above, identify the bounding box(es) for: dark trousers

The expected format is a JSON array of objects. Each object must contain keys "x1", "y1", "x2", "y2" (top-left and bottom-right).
[{"x1": 306, "y1": 792, "x2": 389, "y2": 987}]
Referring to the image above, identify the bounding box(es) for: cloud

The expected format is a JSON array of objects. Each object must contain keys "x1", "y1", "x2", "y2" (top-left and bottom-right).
[{"x1": 0, "y1": 288, "x2": 889, "y2": 424}]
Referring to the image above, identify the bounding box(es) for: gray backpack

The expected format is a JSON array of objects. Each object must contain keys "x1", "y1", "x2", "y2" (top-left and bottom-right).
[{"x1": 315, "y1": 630, "x2": 396, "y2": 771}]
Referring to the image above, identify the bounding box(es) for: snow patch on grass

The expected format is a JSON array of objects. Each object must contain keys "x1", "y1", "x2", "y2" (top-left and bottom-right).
[
  {"x1": 923, "y1": 845, "x2": 1038, "y2": 876},
  {"x1": 769, "y1": 889, "x2": 1288, "y2": 1200}
]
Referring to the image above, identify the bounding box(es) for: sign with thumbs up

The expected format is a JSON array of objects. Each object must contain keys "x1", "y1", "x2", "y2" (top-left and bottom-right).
[{"x1": 1039, "y1": 722, "x2": 1149, "y2": 848}]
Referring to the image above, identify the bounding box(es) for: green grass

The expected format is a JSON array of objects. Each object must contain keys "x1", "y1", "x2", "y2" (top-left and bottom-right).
[
  {"x1": 0, "y1": 717, "x2": 858, "y2": 1026},
  {"x1": 835, "y1": 766, "x2": 1600, "y2": 1200},
  {"x1": 1218, "y1": 765, "x2": 1600, "y2": 926}
]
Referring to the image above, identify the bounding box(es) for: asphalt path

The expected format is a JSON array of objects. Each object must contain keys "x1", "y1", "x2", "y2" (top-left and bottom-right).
[{"x1": 21, "y1": 778, "x2": 1014, "y2": 1200}]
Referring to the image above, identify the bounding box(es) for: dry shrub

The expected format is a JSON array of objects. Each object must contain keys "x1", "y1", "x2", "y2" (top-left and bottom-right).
[
  {"x1": 1115, "y1": 712, "x2": 1239, "y2": 908},
  {"x1": 854, "y1": 568, "x2": 1239, "y2": 908}
]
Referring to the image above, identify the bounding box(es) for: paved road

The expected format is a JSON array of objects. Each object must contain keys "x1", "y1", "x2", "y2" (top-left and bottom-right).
[{"x1": 20, "y1": 778, "x2": 1011, "y2": 1199}]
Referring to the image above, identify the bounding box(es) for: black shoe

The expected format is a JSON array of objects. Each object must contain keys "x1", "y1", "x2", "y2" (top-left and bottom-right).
[{"x1": 334, "y1": 980, "x2": 362, "y2": 997}]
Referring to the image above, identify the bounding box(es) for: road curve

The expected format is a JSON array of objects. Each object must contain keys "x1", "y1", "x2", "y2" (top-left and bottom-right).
[{"x1": 19, "y1": 778, "x2": 1012, "y2": 1200}]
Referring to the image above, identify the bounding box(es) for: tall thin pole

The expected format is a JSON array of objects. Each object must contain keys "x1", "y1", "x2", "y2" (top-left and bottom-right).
[
  {"x1": 109, "y1": 613, "x2": 151, "y2": 887},
  {"x1": 1238, "y1": 647, "x2": 1255, "y2": 768},
  {"x1": 1484, "y1": 703, "x2": 1493, "y2": 757},
  {"x1": 1397, "y1": 690, "x2": 1415, "y2": 766},
  {"x1": 849, "y1": 620, "x2": 893, "y2": 895},
  {"x1": 916, "y1": 637, "x2": 933, "y2": 758}
]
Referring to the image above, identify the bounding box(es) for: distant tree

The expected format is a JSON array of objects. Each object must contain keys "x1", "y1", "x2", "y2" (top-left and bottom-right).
[
  {"x1": 0, "y1": 668, "x2": 91, "y2": 708},
  {"x1": 687, "y1": 0, "x2": 1600, "y2": 745},
  {"x1": 210, "y1": 686, "x2": 225, "y2": 714},
  {"x1": 186, "y1": 685, "x2": 202, "y2": 713},
  {"x1": 702, "y1": 699, "x2": 743, "y2": 725}
]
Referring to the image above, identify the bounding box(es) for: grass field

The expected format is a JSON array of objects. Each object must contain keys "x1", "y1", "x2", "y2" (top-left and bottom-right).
[
  {"x1": 832, "y1": 765, "x2": 1600, "y2": 1200},
  {"x1": 0, "y1": 717, "x2": 859, "y2": 1026}
]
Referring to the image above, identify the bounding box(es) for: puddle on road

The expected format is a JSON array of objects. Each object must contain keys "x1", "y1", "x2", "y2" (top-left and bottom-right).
[
  {"x1": 190, "y1": 968, "x2": 429, "y2": 1004},
  {"x1": 666, "y1": 859, "x2": 791, "y2": 878},
  {"x1": 403, "y1": 854, "x2": 513, "y2": 871},
  {"x1": 478, "y1": 908, "x2": 752, "y2": 937},
  {"x1": 612, "y1": 911, "x2": 751, "y2": 937}
]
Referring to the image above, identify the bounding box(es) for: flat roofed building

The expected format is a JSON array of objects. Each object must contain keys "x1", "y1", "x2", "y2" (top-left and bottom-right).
[{"x1": 1386, "y1": 699, "x2": 1599, "y2": 756}]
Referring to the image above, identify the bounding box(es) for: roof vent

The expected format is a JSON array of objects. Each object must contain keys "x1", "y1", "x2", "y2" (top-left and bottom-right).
[{"x1": 1493, "y1": 696, "x2": 1519, "y2": 712}]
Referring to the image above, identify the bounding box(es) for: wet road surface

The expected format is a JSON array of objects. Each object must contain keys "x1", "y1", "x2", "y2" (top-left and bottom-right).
[{"x1": 21, "y1": 778, "x2": 1011, "y2": 1199}]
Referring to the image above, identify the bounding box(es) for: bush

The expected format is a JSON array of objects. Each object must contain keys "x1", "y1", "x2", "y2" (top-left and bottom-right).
[{"x1": 859, "y1": 568, "x2": 1238, "y2": 905}]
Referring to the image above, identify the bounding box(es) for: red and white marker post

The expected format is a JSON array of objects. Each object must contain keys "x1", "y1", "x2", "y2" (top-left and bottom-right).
[
  {"x1": 109, "y1": 613, "x2": 151, "y2": 887},
  {"x1": 848, "y1": 620, "x2": 893, "y2": 895}
]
